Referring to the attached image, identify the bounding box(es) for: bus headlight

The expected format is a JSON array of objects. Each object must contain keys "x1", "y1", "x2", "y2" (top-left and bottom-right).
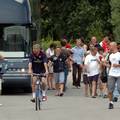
[{"x1": 21, "y1": 68, "x2": 26, "y2": 72}]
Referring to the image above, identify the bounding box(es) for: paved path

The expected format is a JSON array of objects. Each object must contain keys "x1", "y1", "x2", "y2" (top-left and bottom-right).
[{"x1": 0, "y1": 73, "x2": 120, "y2": 120}]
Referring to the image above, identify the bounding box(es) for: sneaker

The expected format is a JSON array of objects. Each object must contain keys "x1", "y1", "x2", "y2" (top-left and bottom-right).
[
  {"x1": 103, "y1": 94, "x2": 108, "y2": 98},
  {"x1": 30, "y1": 98, "x2": 35, "y2": 103},
  {"x1": 91, "y1": 96, "x2": 96, "y2": 98},
  {"x1": 42, "y1": 96, "x2": 47, "y2": 101},
  {"x1": 59, "y1": 93, "x2": 64, "y2": 97},
  {"x1": 113, "y1": 97, "x2": 118, "y2": 102},
  {"x1": 108, "y1": 103, "x2": 114, "y2": 109}
]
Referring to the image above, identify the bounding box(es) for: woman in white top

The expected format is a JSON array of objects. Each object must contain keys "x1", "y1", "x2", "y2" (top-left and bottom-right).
[{"x1": 46, "y1": 43, "x2": 56, "y2": 90}]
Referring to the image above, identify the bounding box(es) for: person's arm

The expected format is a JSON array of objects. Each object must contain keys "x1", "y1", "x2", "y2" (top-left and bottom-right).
[
  {"x1": 0, "y1": 55, "x2": 4, "y2": 60},
  {"x1": 84, "y1": 55, "x2": 90, "y2": 73},
  {"x1": 112, "y1": 64, "x2": 120, "y2": 67},
  {"x1": 28, "y1": 62, "x2": 33, "y2": 74},
  {"x1": 28, "y1": 54, "x2": 33, "y2": 74},
  {"x1": 44, "y1": 63, "x2": 48, "y2": 74},
  {"x1": 43, "y1": 54, "x2": 49, "y2": 74}
]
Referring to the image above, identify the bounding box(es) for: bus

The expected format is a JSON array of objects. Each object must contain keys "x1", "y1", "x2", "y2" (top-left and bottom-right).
[{"x1": 0, "y1": 0, "x2": 35, "y2": 94}]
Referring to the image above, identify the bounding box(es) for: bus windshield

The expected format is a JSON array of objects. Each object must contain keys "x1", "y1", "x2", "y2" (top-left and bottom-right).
[{"x1": 4, "y1": 34, "x2": 25, "y2": 51}]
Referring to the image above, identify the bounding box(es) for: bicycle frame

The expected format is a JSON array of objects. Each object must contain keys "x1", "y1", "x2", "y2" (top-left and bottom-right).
[{"x1": 33, "y1": 73, "x2": 45, "y2": 111}]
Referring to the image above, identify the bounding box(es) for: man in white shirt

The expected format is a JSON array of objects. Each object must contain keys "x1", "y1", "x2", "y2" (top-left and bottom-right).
[
  {"x1": 108, "y1": 42, "x2": 120, "y2": 109},
  {"x1": 84, "y1": 47, "x2": 100, "y2": 98}
]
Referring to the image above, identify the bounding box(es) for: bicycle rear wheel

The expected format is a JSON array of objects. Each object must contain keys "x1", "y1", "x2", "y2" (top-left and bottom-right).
[
  {"x1": 35, "y1": 97, "x2": 38, "y2": 111},
  {"x1": 38, "y1": 99, "x2": 41, "y2": 110}
]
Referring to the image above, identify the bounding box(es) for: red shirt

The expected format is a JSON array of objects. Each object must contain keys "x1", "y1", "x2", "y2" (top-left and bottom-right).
[
  {"x1": 101, "y1": 40, "x2": 109, "y2": 52},
  {"x1": 65, "y1": 43, "x2": 71, "y2": 49}
]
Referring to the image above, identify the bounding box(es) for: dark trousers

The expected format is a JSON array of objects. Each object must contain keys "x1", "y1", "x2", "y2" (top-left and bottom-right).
[
  {"x1": 63, "y1": 68, "x2": 69, "y2": 91},
  {"x1": 72, "y1": 63, "x2": 82, "y2": 87}
]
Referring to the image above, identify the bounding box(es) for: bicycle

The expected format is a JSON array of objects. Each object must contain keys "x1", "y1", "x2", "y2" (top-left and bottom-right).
[{"x1": 33, "y1": 73, "x2": 46, "y2": 111}]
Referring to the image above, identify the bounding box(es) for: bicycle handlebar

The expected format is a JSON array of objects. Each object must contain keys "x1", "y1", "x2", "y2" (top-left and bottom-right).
[{"x1": 32, "y1": 73, "x2": 46, "y2": 77}]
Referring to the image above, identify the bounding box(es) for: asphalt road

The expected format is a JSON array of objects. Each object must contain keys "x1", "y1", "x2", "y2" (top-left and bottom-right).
[{"x1": 0, "y1": 74, "x2": 120, "y2": 120}]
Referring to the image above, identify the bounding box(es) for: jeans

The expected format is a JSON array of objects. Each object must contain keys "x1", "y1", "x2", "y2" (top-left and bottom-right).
[{"x1": 113, "y1": 83, "x2": 119, "y2": 98}]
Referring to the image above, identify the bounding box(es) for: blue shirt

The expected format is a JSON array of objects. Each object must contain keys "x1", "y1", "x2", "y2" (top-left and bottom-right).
[{"x1": 71, "y1": 46, "x2": 85, "y2": 64}]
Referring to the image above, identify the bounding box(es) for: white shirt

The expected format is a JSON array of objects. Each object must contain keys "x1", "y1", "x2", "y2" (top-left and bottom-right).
[
  {"x1": 46, "y1": 48, "x2": 54, "y2": 58},
  {"x1": 109, "y1": 52, "x2": 120, "y2": 77},
  {"x1": 84, "y1": 54, "x2": 100, "y2": 76}
]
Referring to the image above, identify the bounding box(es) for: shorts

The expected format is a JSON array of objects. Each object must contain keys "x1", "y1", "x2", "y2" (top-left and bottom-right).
[
  {"x1": 54, "y1": 72, "x2": 65, "y2": 84},
  {"x1": 108, "y1": 76, "x2": 120, "y2": 93},
  {"x1": 83, "y1": 74, "x2": 89, "y2": 85},
  {"x1": 88, "y1": 74, "x2": 99, "y2": 83}
]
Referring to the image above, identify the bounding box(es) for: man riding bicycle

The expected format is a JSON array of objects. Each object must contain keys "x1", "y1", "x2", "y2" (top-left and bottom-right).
[{"x1": 28, "y1": 44, "x2": 48, "y2": 102}]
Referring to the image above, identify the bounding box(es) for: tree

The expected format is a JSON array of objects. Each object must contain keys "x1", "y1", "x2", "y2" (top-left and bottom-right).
[
  {"x1": 110, "y1": 0, "x2": 120, "y2": 42},
  {"x1": 30, "y1": 0, "x2": 112, "y2": 42}
]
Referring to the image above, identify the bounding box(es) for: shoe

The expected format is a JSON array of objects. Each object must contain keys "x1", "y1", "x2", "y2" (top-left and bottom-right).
[
  {"x1": 76, "y1": 86, "x2": 80, "y2": 89},
  {"x1": 30, "y1": 98, "x2": 35, "y2": 103},
  {"x1": 108, "y1": 103, "x2": 114, "y2": 109},
  {"x1": 113, "y1": 97, "x2": 118, "y2": 102},
  {"x1": 42, "y1": 96, "x2": 47, "y2": 101},
  {"x1": 47, "y1": 88, "x2": 51, "y2": 90},
  {"x1": 103, "y1": 95, "x2": 108, "y2": 98},
  {"x1": 91, "y1": 96, "x2": 96, "y2": 98},
  {"x1": 52, "y1": 88, "x2": 56, "y2": 90},
  {"x1": 59, "y1": 93, "x2": 64, "y2": 97}
]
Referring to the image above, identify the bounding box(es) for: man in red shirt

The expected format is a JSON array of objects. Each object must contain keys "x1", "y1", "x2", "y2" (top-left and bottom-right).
[{"x1": 100, "y1": 36, "x2": 110, "y2": 53}]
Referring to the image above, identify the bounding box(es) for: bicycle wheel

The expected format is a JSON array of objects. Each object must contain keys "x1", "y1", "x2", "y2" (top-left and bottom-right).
[
  {"x1": 35, "y1": 97, "x2": 38, "y2": 111},
  {"x1": 38, "y1": 98, "x2": 41, "y2": 110}
]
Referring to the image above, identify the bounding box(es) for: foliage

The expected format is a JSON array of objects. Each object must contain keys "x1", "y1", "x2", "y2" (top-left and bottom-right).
[
  {"x1": 110, "y1": 0, "x2": 120, "y2": 42},
  {"x1": 29, "y1": 0, "x2": 115, "y2": 44}
]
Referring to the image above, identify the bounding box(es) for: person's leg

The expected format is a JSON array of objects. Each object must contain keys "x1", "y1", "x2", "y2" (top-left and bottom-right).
[
  {"x1": 113, "y1": 83, "x2": 119, "y2": 102},
  {"x1": 98, "y1": 77, "x2": 103, "y2": 97},
  {"x1": 77, "y1": 65, "x2": 82, "y2": 87},
  {"x1": 92, "y1": 80, "x2": 97, "y2": 97},
  {"x1": 72, "y1": 63, "x2": 77, "y2": 86},
  {"x1": 100, "y1": 75, "x2": 108, "y2": 98},
  {"x1": 116, "y1": 77, "x2": 120, "y2": 97},
  {"x1": 47, "y1": 74, "x2": 52, "y2": 90},
  {"x1": 108, "y1": 76, "x2": 116, "y2": 109},
  {"x1": 83, "y1": 74, "x2": 89, "y2": 96},
  {"x1": 88, "y1": 76, "x2": 92, "y2": 96},
  {"x1": 31, "y1": 76, "x2": 37, "y2": 99},
  {"x1": 54, "y1": 73, "x2": 60, "y2": 95},
  {"x1": 59, "y1": 72, "x2": 65, "y2": 96},
  {"x1": 102, "y1": 83, "x2": 108, "y2": 98},
  {"x1": 91, "y1": 74, "x2": 99, "y2": 98},
  {"x1": 64, "y1": 68, "x2": 68, "y2": 91},
  {"x1": 84, "y1": 84, "x2": 89, "y2": 97},
  {"x1": 42, "y1": 77, "x2": 47, "y2": 101},
  {"x1": 49, "y1": 73, "x2": 55, "y2": 90},
  {"x1": 55, "y1": 83, "x2": 59, "y2": 95}
]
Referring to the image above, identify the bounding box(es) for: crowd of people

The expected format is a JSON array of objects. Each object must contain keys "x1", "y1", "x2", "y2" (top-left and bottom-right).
[{"x1": 7, "y1": 35, "x2": 120, "y2": 110}]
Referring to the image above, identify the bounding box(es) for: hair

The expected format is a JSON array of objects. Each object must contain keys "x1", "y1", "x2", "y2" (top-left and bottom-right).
[
  {"x1": 110, "y1": 42, "x2": 117, "y2": 46},
  {"x1": 98, "y1": 47, "x2": 104, "y2": 52},
  {"x1": 80, "y1": 37, "x2": 85, "y2": 44},
  {"x1": 90, "y1": 46, "x2": 97, "y2": 52},
  {"x1": 60, "y1": 40, "x2": 67, "y2": 47},
  {"x1": 33, "y1": 44, "x2": 40, "y2": 49},
  {"x1": 50, "y1": 43, "x2": 56, "y2": 49}
]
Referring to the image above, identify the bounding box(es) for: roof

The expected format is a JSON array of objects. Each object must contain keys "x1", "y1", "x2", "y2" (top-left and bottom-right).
[{"x1": 0, "y1": 0, "x2": 31, "y2": 24}]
